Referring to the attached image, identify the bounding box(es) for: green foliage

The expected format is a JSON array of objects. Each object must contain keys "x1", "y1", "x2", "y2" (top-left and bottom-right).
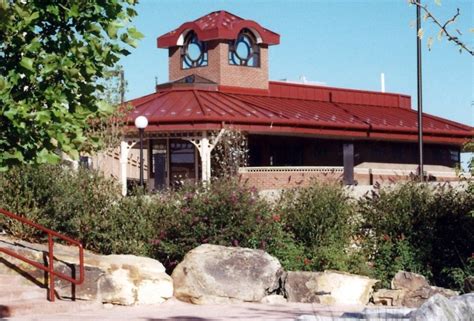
[
  {"x1": 0, "y1": 165, "x2": 155, "y2": 255},
  {"x1": 0, "y1": 1, "x2": 143, "y2": 170},
  {"x1": 359, "y1": 182, "x2": 474, "y2": 290},
  {"x1": 278, "y1": 182, "x2": 364, "y2": 272},
  {"x1": 0, "y1": 165, "x2": 472, "y2": 291},
  {"x1": 150, "y1": 179, "x2": 290, "y2": 272}
]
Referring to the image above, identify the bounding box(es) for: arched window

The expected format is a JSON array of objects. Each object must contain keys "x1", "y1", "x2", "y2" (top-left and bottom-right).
[
  {"x1": 229, "y1": 29, "x2": 260, "y2": 67},
  {"x1": 181, "y1": 31, "x2": 208, "y2": 69}
]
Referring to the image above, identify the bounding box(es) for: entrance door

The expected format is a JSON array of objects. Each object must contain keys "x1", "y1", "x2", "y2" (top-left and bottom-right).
[
  {"x1": 153, "y1": 153, "x2": 166, "y2": 190},
  {"x1": 170, "y1": 139, "x2": 197, "y2": 187}
]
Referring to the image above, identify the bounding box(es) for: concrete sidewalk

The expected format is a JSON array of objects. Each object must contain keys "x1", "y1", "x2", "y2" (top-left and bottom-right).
[{"x1": 6, "y1": 298, "x2": 367, "y2": 321}]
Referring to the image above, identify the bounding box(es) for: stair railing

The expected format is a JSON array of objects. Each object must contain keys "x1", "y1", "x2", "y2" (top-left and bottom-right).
[{"x1": 0, "y1": 208, "x2": 84, "y2": 302}]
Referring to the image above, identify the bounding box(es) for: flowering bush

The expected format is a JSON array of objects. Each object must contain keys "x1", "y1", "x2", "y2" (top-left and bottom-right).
[
  {"x1": 277, "y1": 182, "x2": 365, "y2": 272},
  {"x1": 150, "y1": 178, "x2": 293, "y2": 272},
  {"x1": 359, "y1": 182, "x2": 474, "y2": 290},
  {"x1": 1, "y1": 165, "x2": 471, "y2": 291}
]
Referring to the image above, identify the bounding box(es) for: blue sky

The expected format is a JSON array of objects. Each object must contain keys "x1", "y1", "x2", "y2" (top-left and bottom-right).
[{"x1": 121, "y1": 0, "x2": 473, "y2": 167}]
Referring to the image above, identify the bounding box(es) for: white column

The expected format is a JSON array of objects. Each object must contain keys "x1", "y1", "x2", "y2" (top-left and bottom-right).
[
  {"x1": 186, "y1": 129, "x2": 225, "y2": 183},
  {"x1": 200, "y1": 132, "x2": 211, "y2": 182},
  {"x1": 120, "y1": 140, "x2": 131, "y2": 196}
]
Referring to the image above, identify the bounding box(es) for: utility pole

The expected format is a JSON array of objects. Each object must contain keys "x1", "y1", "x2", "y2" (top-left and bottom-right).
[
  {"x1": 120, "y1": 69, "x2": 125, "y2": 106},
  {"x1": 416, "y1": 1, "x2": 424, "y2": 182}
]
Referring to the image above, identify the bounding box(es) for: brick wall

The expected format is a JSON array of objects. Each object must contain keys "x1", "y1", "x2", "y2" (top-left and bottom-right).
[
  {"x1": 238, "y1": 167, "x2": 461, "y2": 191},
  {"x1": 238, "y1": 168, "x2": 344, "y2": 190},
  {"x1": 169, "y1": 41, "x2": 269, "y2": 89}
]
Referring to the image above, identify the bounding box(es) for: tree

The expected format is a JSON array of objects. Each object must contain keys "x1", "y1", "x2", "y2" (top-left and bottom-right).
[
  {"x1": 0, "y1": 0, "x2": 143, "y2": 171},
  {"x1": 410, "y1": 0, "x2": 474, "y2": 55}
]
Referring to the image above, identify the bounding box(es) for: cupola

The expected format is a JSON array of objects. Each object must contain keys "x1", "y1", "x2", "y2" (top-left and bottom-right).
[{"x1": 157, "y1": 10, "x2": 280, "y2": 90}]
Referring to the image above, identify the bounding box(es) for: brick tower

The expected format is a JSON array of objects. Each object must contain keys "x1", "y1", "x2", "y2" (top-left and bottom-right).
[{"x1": 157, "y1": 10, "x2": 280, "y2": 90}]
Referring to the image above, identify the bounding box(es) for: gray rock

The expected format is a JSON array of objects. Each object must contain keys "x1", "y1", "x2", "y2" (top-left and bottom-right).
[
  {"x1": 384, "y1": 271, "x2": 458, "y2": 308},
  {"x1": 296, "y1": 307, "x2": 415, "y2": 321},
  {"x1": 172, "y1": 244, "x2": 284, "y2": 304},
  {"x1": 285, "y1": 270, "x2": 378, "y2": 305},
  {"x1": 392, "y1": 271, "x2": 429, "y2": 292},
  {"x1": 372, "y1": 288, "x2": 406, "y2": 306},
  {"x1": 260, "y1": 294, "x2": 287, "y2": 304},
  {"x1": 410, "y1": 293, "x2": 474, "y2": 321}
]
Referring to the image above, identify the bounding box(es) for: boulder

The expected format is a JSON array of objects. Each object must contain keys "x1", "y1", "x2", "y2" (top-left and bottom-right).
[
  {"x1": 0, "y1": 235, "x2": 173, "y2": 305},
  {"x1": 284, "y1": 270, "x2": 378, "y2": 305},
  {"x1": 381, "y1": 270, "x2": 458, "y2": 308},
  {"x1": 372, "y1": 288, "x2": 406, "y2": 306},
  {"x1": 171, "y1": 244, "x2": 284, "y2": 304},
  {"x1": 260, "y1": 294, "x2": 287, "y2": 304},
  {"x1": 392, "y1": 271, "x2": 429, "y2": 292},
  {"x1": 410, "y1": 293, "x2": 474, "y2": 321}
]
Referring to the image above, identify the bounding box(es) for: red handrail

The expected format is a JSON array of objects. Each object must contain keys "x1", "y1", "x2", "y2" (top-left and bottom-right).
[{"x1": 0, "y1": 208, "x2": 84, "y2": 302}]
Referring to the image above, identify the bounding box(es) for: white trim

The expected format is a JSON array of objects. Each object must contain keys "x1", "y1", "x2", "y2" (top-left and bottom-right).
[
  {"x1": 120, "y1": 140, "x2": 137, "y2": 196},
  {"x1": 239, "y1": 166, "x2": 344, "y2": 173}
]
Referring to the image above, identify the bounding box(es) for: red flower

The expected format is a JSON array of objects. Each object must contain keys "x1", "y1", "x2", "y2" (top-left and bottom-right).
[{"x1": 272, "y1": 214, "x2": 281, "y2": 222}]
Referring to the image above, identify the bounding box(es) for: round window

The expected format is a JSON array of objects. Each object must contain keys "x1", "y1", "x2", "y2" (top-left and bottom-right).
[
  {"x1": 229, "y1": 29, "x2": 260, "y2": 67},
  {"x1": 182, "y1": 32, "x2": 208, "y2": 68}
]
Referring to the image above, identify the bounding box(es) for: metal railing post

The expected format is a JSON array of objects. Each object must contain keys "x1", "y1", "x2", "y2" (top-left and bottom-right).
[
  {"x1": 0, "y1": 208, "x2": 84, "y2": 303},
  {"x1": 48, "y1": 234, "x2": 55, "y2": 302}
]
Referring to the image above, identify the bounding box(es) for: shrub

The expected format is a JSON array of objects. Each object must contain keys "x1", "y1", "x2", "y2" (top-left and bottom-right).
[
  {"x1": 0, "y1": 165, "x2": 160, "y2": 255},
  {"x1": 277, "y1": 181, "x2": 364, "y2": 272},
  {"x1": 150, "y1": 178, "x2": 297, "y2": 272},
  {"x1": 359, "y1": 182, "x2": 474, "y2": 290}
]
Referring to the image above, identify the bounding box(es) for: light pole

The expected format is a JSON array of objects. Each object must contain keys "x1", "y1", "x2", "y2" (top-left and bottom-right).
[
  {"x1": 416, "y1": 1, "x2": 424, "y2": 182},
  {"x1": 134, "y1": 115, "x2": 148, "y2": 187}
]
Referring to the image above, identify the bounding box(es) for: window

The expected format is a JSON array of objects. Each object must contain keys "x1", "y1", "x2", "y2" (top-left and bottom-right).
[
  {"x1": 450, "y1": 150, "x2": 460, "y2": 162},
  {"x1": 181, "y1": 32, "x2": 208, "y2": 69},
  {"x1": 229, "y1": 29, "x2": 260, "y2": 67}
]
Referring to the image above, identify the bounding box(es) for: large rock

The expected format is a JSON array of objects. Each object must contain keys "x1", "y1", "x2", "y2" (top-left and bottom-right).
[
  {"x1": 373, "y1": 271, "x2": 459, "y2": 308},
  {"x1": 172, "y1": 244, "x2": 284, "y2": 304},
  {"x1": 0, "y1": 235, "x2": 173, "y2": 305},
  {"x1": 392, "y1": 271, "x2": 429, "y2": 292},
  {"x1": 410, "y1": 293, "x2": 474, "y2": 321},
  {"x1": 372, "y1": 288, "x2": 406, "y2": 306},
  {"x1": 284, "y1": 271, "x2": 378, "y2": 305}
]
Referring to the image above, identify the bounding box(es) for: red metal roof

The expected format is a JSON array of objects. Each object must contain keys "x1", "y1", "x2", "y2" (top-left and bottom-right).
[
  {"x1": 127, "y1": 84, "x2": 472, "y2": 145},
  {"x1": 157, "y1": 10, "x2": 280, "y2": 48}
]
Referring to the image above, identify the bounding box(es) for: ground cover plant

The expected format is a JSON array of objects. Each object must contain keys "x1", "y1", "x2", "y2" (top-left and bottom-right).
[{"x1": 0, "y1": 164, "x2": 472, "y2": 291}]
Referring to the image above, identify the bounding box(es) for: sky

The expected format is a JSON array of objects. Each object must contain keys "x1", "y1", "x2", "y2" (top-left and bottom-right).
[{"x1": 120, "y1": 0, "x2": 473, "y2": 168}]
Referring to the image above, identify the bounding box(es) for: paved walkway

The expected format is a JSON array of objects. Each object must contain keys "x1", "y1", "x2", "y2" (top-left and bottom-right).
[{"x1": 6, "y1": 298, "x2": 367, "y2": 321}]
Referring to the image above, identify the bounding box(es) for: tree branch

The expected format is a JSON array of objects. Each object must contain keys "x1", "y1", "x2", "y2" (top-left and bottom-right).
[{"x1": 410, "y1": 0, "x2": 473, "y2": 56}]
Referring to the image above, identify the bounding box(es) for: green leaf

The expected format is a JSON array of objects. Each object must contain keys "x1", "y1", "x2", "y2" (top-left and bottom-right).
[
  {"x1": 120, "y1": 33, "x2": 138, "y2": 48},
  {"x1": 68, "y1": 149, "x2": 79, "y2": 160},
  {"x1": 128, "y1": 26, "x2": 143, "y2": 40},
  {"x1": 20, "y1": 57, "x2": 35, "y2": 72},
  {"x1": 107, "y1": 23, "x2": 119, "y2": 39},
  {"x1": 37, "y1": 148, "x2": 61, "y2": 164},
  {"x1": 97, "y1": 100, "x2": 114, "y2": 114},
  {"x1": 4, "y1": 108, "x2": 17, "y2": 120},
  {"x1": 36, "y1": 111, "x2": 51, "y2": 123},
  {"x1": 3, "y1": 150, "x2": 24, "y2": 162},
  {"x1": 42, "y1": 63, "x2": 57, "y2": 74}
]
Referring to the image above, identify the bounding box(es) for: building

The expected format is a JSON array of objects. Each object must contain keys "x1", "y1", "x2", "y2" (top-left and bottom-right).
[{"x1": 115, "y1": 10, "x2": 472, "y2": 195}]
